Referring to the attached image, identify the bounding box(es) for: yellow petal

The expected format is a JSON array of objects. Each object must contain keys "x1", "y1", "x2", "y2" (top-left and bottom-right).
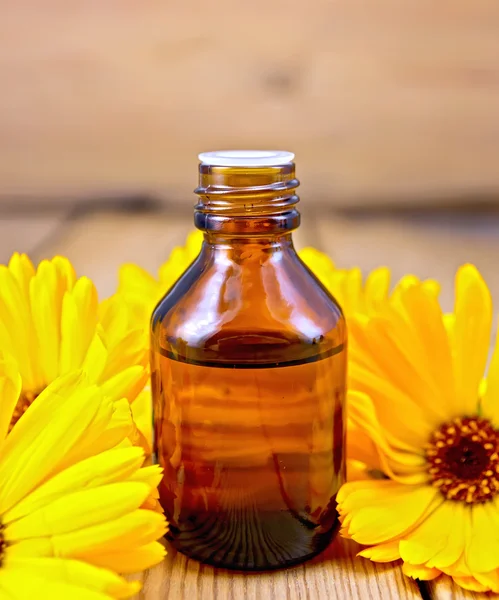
[
  {"x1": 0, "y1": 569, "x2": 113, "y2": 600},
  {"x1": 8, "y1": 253, "x2": 35, "y2": 298},
  {"x1": 348, "y1": 391, "x2": 428, "y2": 484},
  {"x1": 347, "y1": 418, "x2": 383, "y2": 472},
  {"x1": 465, "y1": 500, "x2": 499, "y2": 573},
  {"x1": 349, "y1": 311, "x2": 449, "y2": 427},
  {"x1": 481, "y1": 326, "x2": 499, "y2": 427},
  {"x1": 453, "y1": 264, "x2": 492, "y2": 416},
  {"x1": 341, "y1": 268, "x2": 364, "y2": 314},
  {"x1": 158, "y1": 238, "x2": 200, "y2": 289},
  {"x1": 357, "y1": 540, "x2": 400, "y2": 562},
  {"x1": 59, "y1": 398, "x2": 133, "y2": 468},
  {"x1": 51, "y1": 510, "x2": 167, "y2": 558},
  {"x1": 185, "y1": 229, "x2": 203, "y2": 254},
  {"x1": 473, "y1": 570, "x2": 499, "y2": 593},
  {"x1": 99, "y1": 366, "x2": 149, "y2": 405},
  {"x1": 131, "y1": 389, "x2": 153, "y2": 452},
  {"x1": 5, "y1": 447, "x2": 145, "y2": 523},
  {"x1": 338, "y1": 480, "x2": 442, "y2": 546},
  {"x1": 4, "y1": 557, "x2": 140, "y2": 599},
  {"x1": 89, "y1": 541, "x2": 166, "y2": 574},
  {"x1": 363, "y1": 267, "x2": 391, "y2": 313},
  {"x1": 59, "y1": 277, "x2": 99, "y2": 374},
  {"x1": 298, "y1": 247, "x2": 337, "y2": 290},
  {"x1": 399, "y1": 500, "x2": 467, "y2": 570},
  {"x1": 127, "y1": 465, "x2": 163, "y2": 490},
  {"x1": 396, "y1": 285, "x2": 455, "y2": 416},
  {"x1": 0, "y1": 265, "x2": 37, "y2": 389},
  {"x1": 52, "y1": 255, "x2": 77, "y2": 290},
  {"x1": 99, "y1": 294, "x2": 132, "y2": 344},
  {"x1": 118, "y1": 264, "x2": 161, "y2": 302},
  {"x1": 348, "y1": 372, "x2": 433, "y2": 453},
  {"x1": 421, "y1": 278, "x2": 441, "y2": 297},
  {"x1": 451, "y1": 575, "x2": 491, "y2": 593},
  {"x1": 81, "y1": 333, "x2": 108, "y2": 384},
  {"x1": 100, "y1": 330, "x2": 148, "y2": 384},
  {"x1": 402, "y1": 562, "x2": 441, "y2": 581},
  {"x1": 29, "y1": 259, "x2": 64, "y2": 385},
  {"x1": 0, "y1": 358, "x2": 22, "y2": 442},
  {"x1": 442, "y1": 548, "x2": 472, "y2": 578},
  {"x1": 5, "y1": 482, "x2": 151, "y2": 540}
]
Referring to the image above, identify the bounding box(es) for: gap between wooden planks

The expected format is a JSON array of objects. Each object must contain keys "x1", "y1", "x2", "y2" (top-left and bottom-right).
[{"x1": 12, "y1": 204, "x2": 498, "y2": 599}]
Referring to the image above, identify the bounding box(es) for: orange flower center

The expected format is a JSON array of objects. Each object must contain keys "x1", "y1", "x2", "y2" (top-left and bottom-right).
[
  {"x1": 9, "y1": 391, "x2": 38, "y2": 433},
  {"x1": 426, "y1": 417, "x2": 499, "y2": 503}
]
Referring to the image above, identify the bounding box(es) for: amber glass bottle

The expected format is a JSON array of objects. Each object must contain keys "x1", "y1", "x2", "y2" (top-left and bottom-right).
[{"x1": 151, "y1": 150, "x2": 347, "y2": 571}]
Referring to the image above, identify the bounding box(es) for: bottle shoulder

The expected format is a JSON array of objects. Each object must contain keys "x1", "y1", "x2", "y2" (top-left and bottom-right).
[{"x1": 151, "y1": 250, "x2": 346, "y2": 364}]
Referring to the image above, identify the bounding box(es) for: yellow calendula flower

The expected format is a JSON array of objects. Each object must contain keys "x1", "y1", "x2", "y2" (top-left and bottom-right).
[
  {"x1": 0, "y1": 365, "x2": 167, "y2": 599},
  {"x1": 2, "y1": 253, "x2": 148, "y2": 447},
  {"x1": 339, "y1": 264, "x2": 499, "y2": 593}
]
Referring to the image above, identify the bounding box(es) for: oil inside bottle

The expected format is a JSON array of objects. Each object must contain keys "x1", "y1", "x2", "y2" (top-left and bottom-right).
[{"x1": 152, "y1": 331, "x2": 346, "y2": 570}]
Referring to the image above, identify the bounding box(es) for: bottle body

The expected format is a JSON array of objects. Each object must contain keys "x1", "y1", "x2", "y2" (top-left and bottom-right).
[{"x1": 151, "y1": 152, "x2": 347, "y2": 570}]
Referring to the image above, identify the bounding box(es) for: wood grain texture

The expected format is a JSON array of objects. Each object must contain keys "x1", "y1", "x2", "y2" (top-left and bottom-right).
[
  {"x1": 429, "y1": 576, "x2": 492, "y2": 600},
  {"x1": 134, "y1": 537, "x2": 420, "y2": 600},
  {"x1": 2, "y1": 1, "x2": 499, "y2": 206}
]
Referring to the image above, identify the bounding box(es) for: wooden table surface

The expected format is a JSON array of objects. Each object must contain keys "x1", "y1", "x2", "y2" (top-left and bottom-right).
[{"x1": 5, "y1": 200, "x2": 499, "y2": 600}]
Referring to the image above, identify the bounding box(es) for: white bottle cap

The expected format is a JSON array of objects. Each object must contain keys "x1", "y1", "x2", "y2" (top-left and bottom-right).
[{"x1": 198, "y1": 150, "x2": 295, "y2": 167}]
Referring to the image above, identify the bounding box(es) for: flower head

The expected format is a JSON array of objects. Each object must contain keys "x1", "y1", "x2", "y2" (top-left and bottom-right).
[
  {"x1": 339, "y1": 264, "x2": 499, "y2": 592},
  {"x1": 2, "y1": 254, "x2": 148, "y2": 446},
  {"x1": 0, "y1": 364, "x2": 166, "y2": 599}
]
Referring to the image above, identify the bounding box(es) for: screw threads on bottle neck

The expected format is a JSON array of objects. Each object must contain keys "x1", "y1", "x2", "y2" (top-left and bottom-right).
[{"x1": 194, "y1": 163, "x2": 300, "y2": 235}]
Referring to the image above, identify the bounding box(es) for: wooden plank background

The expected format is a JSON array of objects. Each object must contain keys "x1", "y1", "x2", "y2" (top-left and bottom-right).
[
  {"x1": 5, "y1": 200, "x2": 499, "y2": 599},
  {"x1": 1, "y1": 0, "x2": 499, "y2": 207}
]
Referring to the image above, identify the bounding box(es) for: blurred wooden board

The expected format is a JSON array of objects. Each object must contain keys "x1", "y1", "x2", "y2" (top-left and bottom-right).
[
  {"x1": 5, "y1": 203, "x2": 499, "y2": 598},
  {"x1": 2, "y1": 1, "x2": 499, "y2": 206},
  {"x1": 36, "y1": 209, "x2": 196, "y2": 298},
  {"x1": 0, "y1": 210, "x2": 69, "y2": 263},
  {"x1": 315, "y1": 209, "x2": 499, "y2": 312}
]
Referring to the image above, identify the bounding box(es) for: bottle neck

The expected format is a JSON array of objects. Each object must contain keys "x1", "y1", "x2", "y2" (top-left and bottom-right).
[
  {"x1": 194, "y1": 163, "x2": 300, "y2": 236},
  {"x1": 201, "y1": 232, "x2": 294, "y2": 253}
]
